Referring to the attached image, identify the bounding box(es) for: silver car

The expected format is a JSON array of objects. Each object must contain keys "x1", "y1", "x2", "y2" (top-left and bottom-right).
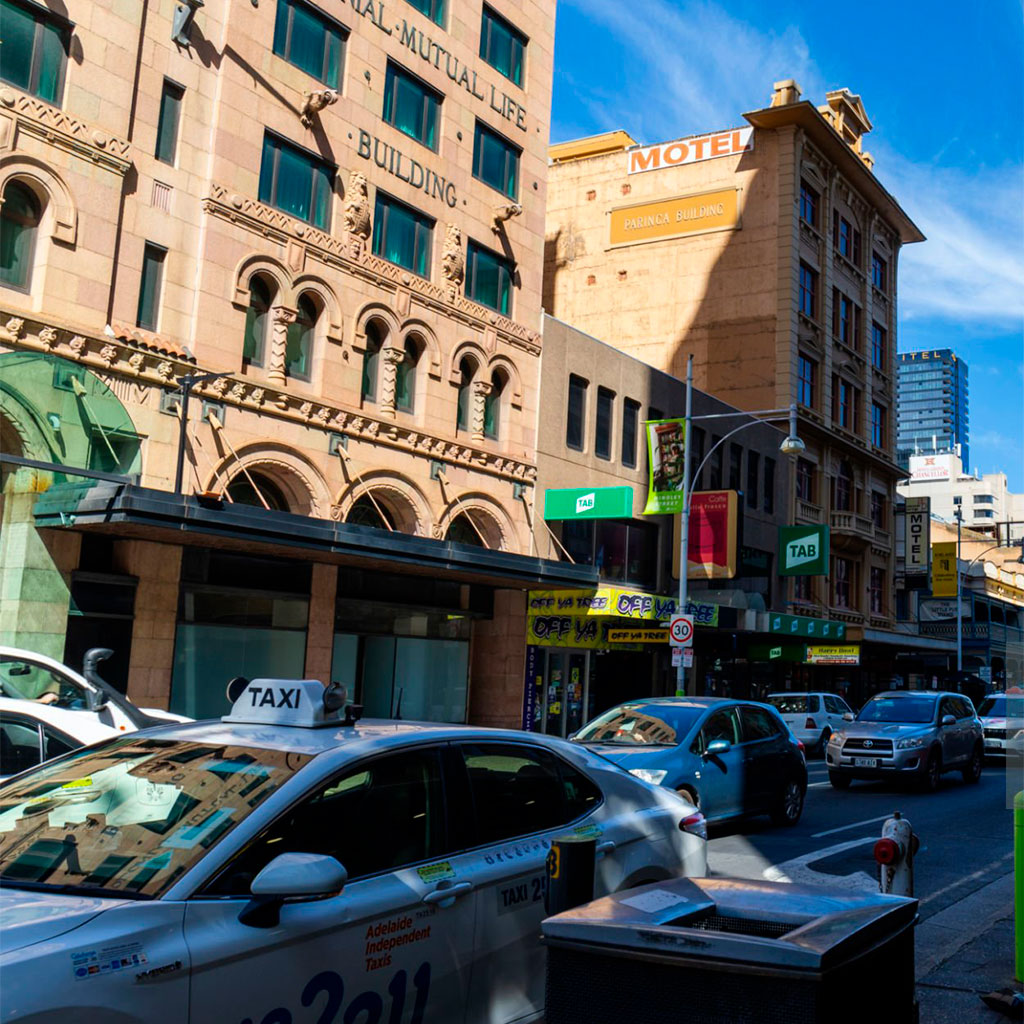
[
  {"x1": 977, "y1": 692, "x2": 1024, "y2": 758},
  {"x1": 826, "y1": 690, "x2": 983, "y2": 791}
]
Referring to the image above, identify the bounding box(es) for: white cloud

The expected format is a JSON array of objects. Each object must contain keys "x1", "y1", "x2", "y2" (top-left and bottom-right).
[{"x1": 558, "y1": 0, "x2": 1024, "y2": 327}]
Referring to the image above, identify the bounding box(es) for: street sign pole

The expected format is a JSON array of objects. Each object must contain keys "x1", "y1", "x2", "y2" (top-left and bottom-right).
[{"x1": 676, "y1": 357, "x2": 694, "y2": 697}]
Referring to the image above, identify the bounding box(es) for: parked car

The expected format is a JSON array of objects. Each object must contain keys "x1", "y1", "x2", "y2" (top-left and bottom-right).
[
  {"x1": 765, "y1": 691, "x2": 854, "y2": 755},
  {"x1": 977, "y1": 692, "x2": 1024, "y2": 759},
  {"x1": 573, "y1": 697, "x2": 808, "y2": 827},
  {"x1": 0, "y1": 678, "x2": 706, "y2": 1024},
  {"x1": 826, "y1": 691, "x2": 983, "y2": 791}
]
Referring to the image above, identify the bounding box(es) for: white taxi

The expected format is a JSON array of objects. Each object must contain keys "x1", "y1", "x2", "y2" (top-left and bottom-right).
[{"x1": 0, "y1": 679, "x2": 706, "y2": 1024}]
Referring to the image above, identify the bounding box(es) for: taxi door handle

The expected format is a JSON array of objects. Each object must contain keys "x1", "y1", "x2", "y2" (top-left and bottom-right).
[
  {"x1": 422, "y1": 881, "x2": 473, "y2": 905},
  {"x1": 596, "y1": 840, "x2": 616, "y2": 855}
]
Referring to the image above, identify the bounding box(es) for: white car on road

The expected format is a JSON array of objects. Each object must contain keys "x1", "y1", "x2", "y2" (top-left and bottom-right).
[
  {"x1": 977, "y1": 692, "x2": 1024, "y2": 758},
  {"x1": 0, "y1": 679, "x2": 706, "y2": 1024},
  {"x1": 765, "y1": 692, "x2": 854, "y2": 755}
]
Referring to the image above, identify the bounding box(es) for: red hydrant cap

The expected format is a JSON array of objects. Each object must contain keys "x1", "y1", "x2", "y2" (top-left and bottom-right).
[{"x1": 874, "y1": 837, "x2": 901, "y2": 865}]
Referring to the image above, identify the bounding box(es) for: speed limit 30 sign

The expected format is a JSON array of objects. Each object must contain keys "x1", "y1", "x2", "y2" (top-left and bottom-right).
[{"x1": 669, "y1": 615, "x2": 694, "y2": 648}]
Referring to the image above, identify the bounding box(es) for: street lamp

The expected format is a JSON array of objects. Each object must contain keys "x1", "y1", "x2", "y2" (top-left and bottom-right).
[
  {"x1": 173, "y1": 371, "x2": 233, "y2": 496},
  {"x1": 675, "y1": 354, "x2": 805, "y2": 696}
]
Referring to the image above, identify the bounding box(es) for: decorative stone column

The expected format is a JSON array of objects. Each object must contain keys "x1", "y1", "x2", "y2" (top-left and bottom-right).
[
  {"x1": 268, "y1": 306, "x2": 296, "y2": 386},
  {"x1": 471, "y1": 379, "x2": 492, "y2": 442},
  {"x1": 379, "y1": 346, "x2": 405, "y2": 417}
]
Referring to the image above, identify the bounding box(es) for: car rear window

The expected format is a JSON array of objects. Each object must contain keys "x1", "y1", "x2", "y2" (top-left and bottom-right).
[
  {"x1": 978, "y1": 695, "x2": 1024, "y2": 719},
  {"x1": 0, "y1": 736, "x2": 312, "y2": 898},
  {"x1": 576, "y1": 703, "x2": 703, "y2": 745},
  {"x1": 857, "y1": 696, "x2": 936, "y2": 724},
  {"x1": 767, "y1": 695, "x2": 819, "y2": 714}
]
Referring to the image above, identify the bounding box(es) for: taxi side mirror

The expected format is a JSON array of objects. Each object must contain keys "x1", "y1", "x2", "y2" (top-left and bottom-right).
[
  {"x1": 239, "y1": 852, "x2": 347, "y2": 928},
  {"x1": 705, "y1": 738, "x2": 730, "y2": 756},
  {"x1": 843, "y1": 713, "x2": 855, "y2": 722},
  {"x1": 941, "y1": 714, "x2": 956, "y2": 727}
]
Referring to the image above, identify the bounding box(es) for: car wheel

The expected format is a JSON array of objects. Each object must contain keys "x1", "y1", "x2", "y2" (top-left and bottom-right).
[
  {"x1": 817, "y1": 727, "x2": 832, "y2": 757},
  {"x1": 828, "y1": 771, "x2": 851, "y2": 789},
  {"x1": 920, "y1": 749, "x2": 942, "y2": 792},
  {"x1": 961, "y1": 744, "x2": 983, "y2": 785},
  {"x1": 770, "y1": 778, "x2": 804, "y2": 826}
]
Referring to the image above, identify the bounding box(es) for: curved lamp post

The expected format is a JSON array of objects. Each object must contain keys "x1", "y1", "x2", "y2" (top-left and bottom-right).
[{"x1": 676, "y1": 354, "x2": 806, "y2": 696}]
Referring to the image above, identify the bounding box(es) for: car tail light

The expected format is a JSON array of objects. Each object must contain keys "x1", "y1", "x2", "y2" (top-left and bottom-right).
[
  {"x1": 679, "y1": 813, "x2": 707, "y2": 841},
  {"x1": 805, "y1": 717, "x2": 816, "y2": 729}
]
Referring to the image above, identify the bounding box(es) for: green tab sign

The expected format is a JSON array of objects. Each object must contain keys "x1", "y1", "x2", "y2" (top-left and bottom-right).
[
  {"x1": 543, "y1": 486, "x2": 633, "y2": 521},
  {"x1": 769, "y1": 613, "x2": 846, "y2": 641},
  {"x1": 778, "y1": 525, "x2": 830, "y2": 576}
]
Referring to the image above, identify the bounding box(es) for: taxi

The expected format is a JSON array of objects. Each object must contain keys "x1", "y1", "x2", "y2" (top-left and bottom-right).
[{"x1": 0, "y1": 679, "x2": 706, "y2": 1024}]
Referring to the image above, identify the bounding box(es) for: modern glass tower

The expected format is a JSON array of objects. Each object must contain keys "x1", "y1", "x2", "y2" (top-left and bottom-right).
[{"x1": 896, "y1": 349, "x2": 969, "y2": 470}]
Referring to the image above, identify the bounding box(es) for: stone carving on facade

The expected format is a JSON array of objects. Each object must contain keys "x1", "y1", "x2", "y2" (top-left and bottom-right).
[
  {"x1": 37, "y1": 326, "x2": 58, "y2": 350},
  {"x1": 98, "y1": 343, "x2": 118, "y2": 367},
  {"x1": 248, "y1": 387, "x2": 265, "y2": 406},
  {"x1": 470, "y1": 379, "x2": 492, "y2": 441},
  {"x1": 379, "y1": 346, "x2": 405, "y2": 416},
  {"x1": 127, "y1": 352, "x2": 145, "y2": 374},
  {"x1": 209, "y1": 376, "x2": 230, "y2": 397},
  {"x1": 343, "y1": 172, "x2": 371, "y2": 258},
  {"x1": 67, "y1": 335, "x2": 86, "y2": 358},
  {"x1": 299, "y1": 401, "x2": 314, "y2": 419},
  {"x1": 300, "y1": 89, "x2": 338, "y2": 128},
  {"x1": 2, "y1": 317, "x2": 24, "y2": 341},
  {"x1": 156, "y1": 360, "x2": 175, "y2": 382},
  {"x1": 228, "y1": 382, "x2": 247, "y2": 402},
  {"x1": 268, "y1": 306, "x2": 297, "y2": 387},
  {"x1": 441, "y1": 224, "x2": 465, "y2": 302}
]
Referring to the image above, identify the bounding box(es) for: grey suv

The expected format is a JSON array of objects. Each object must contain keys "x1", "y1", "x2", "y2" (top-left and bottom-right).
[{"x1": 826, "y1": 691, "x2": 983, "y2": 791}]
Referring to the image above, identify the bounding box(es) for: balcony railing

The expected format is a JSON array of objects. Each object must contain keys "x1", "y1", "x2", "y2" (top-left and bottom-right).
[
  {"x1": 797, "y1": 498, "x2": 823, "y2": 523},
  {"x1": 830, "y1": 511, "x2": 875, "y2": 542}
]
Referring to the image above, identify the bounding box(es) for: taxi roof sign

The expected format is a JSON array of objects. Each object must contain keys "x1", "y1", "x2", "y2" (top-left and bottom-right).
[{"x1": 223, "y1": 679, "x2": 348, "y2": 728}]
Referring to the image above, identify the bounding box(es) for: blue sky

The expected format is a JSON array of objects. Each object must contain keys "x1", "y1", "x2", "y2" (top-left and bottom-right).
[{"x1": 550, "y1": 0, "x2": 1024, "y2": 489}]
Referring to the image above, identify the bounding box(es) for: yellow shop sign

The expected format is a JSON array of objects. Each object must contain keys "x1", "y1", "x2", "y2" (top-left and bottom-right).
[
  {"x1": 609, "y1": 188, "x2": 739, "y2": 248},
  {"x1": 607, "y1": 628, "x2": 670, "y2": 644}
]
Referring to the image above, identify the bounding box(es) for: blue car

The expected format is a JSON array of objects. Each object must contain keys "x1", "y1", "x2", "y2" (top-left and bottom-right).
[{"x1": 574, "y1": 697, "x2": 808, "y2": 827}]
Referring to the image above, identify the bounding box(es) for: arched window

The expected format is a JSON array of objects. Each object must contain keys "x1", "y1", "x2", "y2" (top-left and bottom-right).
[
  {"x1": 395, "y1": 335, "x2": 420, "y2": 413},
  {"x1": 286, "y1": 293, "x2": 318, "y2": 381},
  {"x1": 227, "y1": 472, "x2": 290, "y2": 512},
  {"x1": 456, "y1": 356, "x2": 476, "y2": 433},
  {"x1": 445, "y1": 513, "x2": 484, "y2": 546},
  {"x1": 0, "y1": 181, "x2": 41, "y2": 291},
  {"x1": 347, "y1": 494, "x2": 395, "y2": 531},
  {"x1": 835, "y1": 460, "x2": 854, "y2": 512},
  {"x1": 362, "y1": 320, "x2": 385, "y2": 402},
  {"x1": 484, "y1": 369, "x2": 505, "y2": 440},
  {"x1": 242, "y1": 276, "x2": 274, "y2": 368}
]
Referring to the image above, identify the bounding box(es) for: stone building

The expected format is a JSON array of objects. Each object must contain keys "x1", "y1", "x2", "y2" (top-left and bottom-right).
[
  {"x1": 0, "y1": 0, "x2": 582, "y2": 725},
  {"x1": 544, "y1": 80, "x2": 925, "y2": 661}
]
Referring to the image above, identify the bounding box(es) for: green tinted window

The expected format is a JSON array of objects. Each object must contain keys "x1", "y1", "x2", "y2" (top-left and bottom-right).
[
  {"x1": 155, "y1": 80, "x2": 184, "y2": 164},
  {"x1": 0, "y1": 0, "x2": 68, "y2": 105},
  {"x1": 136, "y1": 243, "x2": 166, "y2": 331},
  {"x1": 473, "y1": 121, "x2": 519, "y2": 199},
  {"x1": 273, "y1": 0, "x2": 345, "y2": 87},
  {"x1": 258, "y1": 133, "x2": 333, "y2": 229},
  {"x1": 479, "y1": 6, "x2": 525, "y2": 86},
  {"x1": 404, "y1": 0, "x2": 444, "y2": 27},
  {"x1": 0, "y1": 181, "x2": 40, "y2": 290},
  {"x1": 383, "y1": 63, "x2": 440, "y2": 150},
  {"x1": 465, "y1": 240, "x2": 512, "y2": 314},
  {"x1": 372, "y1": 193, "x2": 433, "y2": 278}
]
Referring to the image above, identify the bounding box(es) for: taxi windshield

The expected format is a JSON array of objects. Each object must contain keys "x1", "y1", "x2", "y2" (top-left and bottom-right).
[
  {"x1": 0, "y1": 737, "x2": 312, "y2": 898},
  {"x1": 575, "y1": 704, "x2": 701, "y2": 746},
  {"x1": 857, "y1": 697, "x2": 936, "y2": 724}
]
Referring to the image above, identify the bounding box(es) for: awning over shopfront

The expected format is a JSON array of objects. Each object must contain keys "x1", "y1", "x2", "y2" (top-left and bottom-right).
[{"x1": 32, "y1": 482, "x2": 600, "y2": 591}]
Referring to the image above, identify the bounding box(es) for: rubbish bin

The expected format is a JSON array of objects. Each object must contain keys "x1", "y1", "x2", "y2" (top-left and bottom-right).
[{"x1": 542, "y1": 875, "x2": 918, "y2": 1024}]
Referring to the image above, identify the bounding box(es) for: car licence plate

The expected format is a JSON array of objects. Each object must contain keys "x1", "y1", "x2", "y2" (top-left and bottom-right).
[
  {"x1": 853, "y1": 757, "x2": 878, "y2": 768},
  {"x1": 985, "y1": 741, "x2": 1001, "y2": 749}
]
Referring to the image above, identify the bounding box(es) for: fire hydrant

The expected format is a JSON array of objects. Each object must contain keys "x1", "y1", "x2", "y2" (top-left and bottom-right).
[{"x1": 874, "y1": 811, "x2": 919, "y2": 897}]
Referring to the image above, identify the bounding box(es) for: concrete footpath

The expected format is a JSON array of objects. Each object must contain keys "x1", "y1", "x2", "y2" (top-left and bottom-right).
[{"x1": 916, "y1": 871, "x2": 1020, "y2": 1022}]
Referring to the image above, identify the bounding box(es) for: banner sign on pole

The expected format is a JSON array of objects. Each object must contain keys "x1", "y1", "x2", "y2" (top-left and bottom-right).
[
  {"x1": 673, "y1": 490, "x2": 739, "y2": 579},
  {"x1": 642, "y1": 418, "x2": 687, "y2": 514},
  {"x1": 931, "y1": 542, "x2": 958, "y2": 598},
  {"x1": 904, "y1": 496, "x2": 931, "y2": 589}
]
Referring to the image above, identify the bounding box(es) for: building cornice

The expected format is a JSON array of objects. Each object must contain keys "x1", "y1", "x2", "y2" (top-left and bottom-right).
[
  {"x1": 743, "y1": 102, "x2": 924, "y2": 245},
  {"x1": 0, "y1": 88, "x2": 131, "y2": 176},
  {"x1": 0, "y1": 312, "x2": 537, "y2": 486},
  {"x1": 203, "y1": 184, "x2": 542, "y2": 356}
]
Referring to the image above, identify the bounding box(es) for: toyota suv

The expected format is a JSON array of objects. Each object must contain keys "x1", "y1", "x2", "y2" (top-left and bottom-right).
[{"x1": 826, "y1": 691, "x2": 983, "y2": 791}]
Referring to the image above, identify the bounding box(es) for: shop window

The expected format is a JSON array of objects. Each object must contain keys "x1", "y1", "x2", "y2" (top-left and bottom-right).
[
  {"x1": 763, "y1": 457, "x2": 775, "y2": 514},
  {"x1": 155, "y1": 79, "x2": 184, "y2": 165},
  {"x1": 484, "y1": 369, "x2": 504, "y2": 440},
  {"x1": 395, "y1": 336, "x2": 420, "y2": 413},
  {"x1": 746, "y1": 450, "x2": 760, "y2": 509},
  {"x1": 273, "y1": 0, "x2": 345, "y2": 87},
  {"x1": 595, "y1": 386, "x2": 614, "y2": 460},
  {"x1": 561, "y1": 520, "x2": 594, "y2": 565},
  {"x1": 798, "y1": 262, "x2": 817, "y2": 319},
  {"x1": 0, "y1": 0, "x2": 69, "y2": 105},
  {"x1": 561, "y1": 518, "x2": 656, "y2": 588},
  {"x1": 472, "y1": 121, "x2": 520, "y2": 199},
  {"x1": 227, "y1": 471, "x2": 291, "y2": 512},
  {"x1": 372, "y1": 192, "x2": 433, "y2": 277},
  {"x1": 0, "y1": 181, "x2": 41, "y2": 292},
  {"x1": 136, "y1": 242, "x2": 166, "y2": 331},
  {"x1": 361, "y1": 319, "x2": 385, "y2": 401},
  {"x1": 621, "y1": 398, "x2": 639, "y2": 468},
  {"x1": 404, "y1": 0, "x2": 445, "y2": 27},
  {"x1": 799, "y1": 180, "x2": 818, "y2": 228},
  {"x1": 456, "y1": 355, "x2": 477, "y2": 433},
  {"x1": 446, "y1": 514, "x2": 484, "y2": 546},
  {"x1": 465, "y1": 239, "x2": 513, "y2": 314},
  {"x1": 796, "y1": 458, "x2": 815, "y2": 503},
  {"x1": 346, "y1": 495, "x2": 395, "y2": 530},
  {"x1": 286, "y1": 292, "x2": 318, "y2": 380},
  {"x1": 479, "y1": 5, "x2": 526, "y2": 86},
  {"x1": 258, "y1": 132, "x2": 334, "y2": 229},
  {"x1": 566, "y1": 375, "x2": 587, "y2": 451},
  {"x1": 383, "y1": 62, "x2": 440, "y2": 150},
  {"x1": 242, "y1": 275, "x2": 274, "y2": 368}
]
